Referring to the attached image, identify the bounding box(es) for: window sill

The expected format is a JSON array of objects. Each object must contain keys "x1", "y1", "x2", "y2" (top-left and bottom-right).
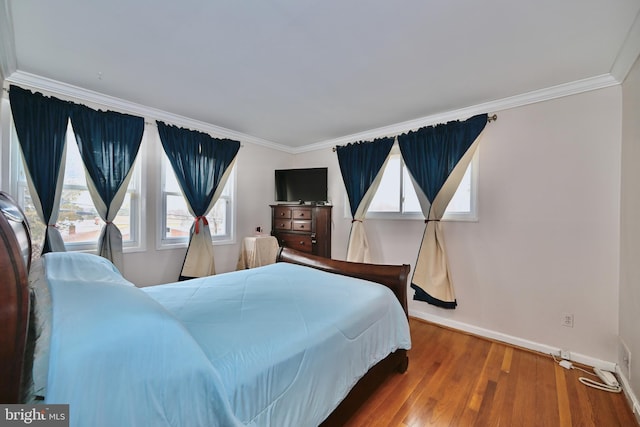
[
  {"x1": 156, "y1": 237, "x2": 237, "y2": 251},
  {"x1": 364, "y1": 212, "x2": 478, "y2": 222}
]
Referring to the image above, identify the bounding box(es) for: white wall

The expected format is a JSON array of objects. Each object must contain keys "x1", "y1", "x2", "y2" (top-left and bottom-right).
[
  {"x1": 620, "y1": 54, "x2": 640, "y2": 412},
  {"x1": 295, "y1": 87, "x2": 622, "y2": 365}
]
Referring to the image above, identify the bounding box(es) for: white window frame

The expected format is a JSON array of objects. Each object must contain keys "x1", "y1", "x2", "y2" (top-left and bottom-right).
[
  {"x1": 365, "y1": 145, "x2": 479, "y2": 222},
  {"x1": 10, "y1": 117, "x2": 145, "y2": 253},
  {"x1": 157, "y1": 150, "x2": 236, "y2": 250}
]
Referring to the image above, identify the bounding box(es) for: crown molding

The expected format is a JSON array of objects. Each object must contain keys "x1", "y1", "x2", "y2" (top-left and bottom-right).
[
  {"x1": 610, "y1": 8, "x2": 640, "y2": 83},
  {"x1": 0, "y1": 0, "x2": 17, "y2": 82},
  {"x1": 4, "y1": 71, "x2": 289, "y2": 152},
  {"x1": 295, "y1": 73, "x2": 619, "y2": 154},
  {"x1": 4, "y1": 70, "x2": 620, "y2": 156}
]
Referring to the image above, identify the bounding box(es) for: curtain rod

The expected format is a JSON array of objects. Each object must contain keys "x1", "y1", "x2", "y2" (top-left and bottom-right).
[{"x1": 332, "y1": 114, "x2": 497, "y2": 151}]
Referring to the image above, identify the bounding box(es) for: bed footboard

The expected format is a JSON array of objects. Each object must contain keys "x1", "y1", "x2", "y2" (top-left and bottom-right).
[
  {"x1": 276, "y1": 247, "x2": 409, "y2": 318},
  {"x1": 276, "y1": 247, "x2": 410, "y2": 426}
]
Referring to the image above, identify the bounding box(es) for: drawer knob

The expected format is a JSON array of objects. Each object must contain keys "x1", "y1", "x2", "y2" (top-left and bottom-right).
[{"x1": 300, "y1": 241, "x2": 305, "y2": 245}]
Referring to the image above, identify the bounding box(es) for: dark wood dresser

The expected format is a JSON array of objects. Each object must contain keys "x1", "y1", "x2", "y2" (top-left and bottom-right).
[{"x1": 270, "y1": 204, "x2": 332, "y2": 258}]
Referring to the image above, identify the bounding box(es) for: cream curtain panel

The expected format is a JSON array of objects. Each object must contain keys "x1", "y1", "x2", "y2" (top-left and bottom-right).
[
  {"x1": 346, "y1": 161, "x2": 389, "y2": 262},
  {"x1": 398, "y1": 114, "x2": 488, "y2": 308}
]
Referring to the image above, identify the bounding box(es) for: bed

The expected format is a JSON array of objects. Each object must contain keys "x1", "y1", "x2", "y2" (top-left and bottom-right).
[{"x1": 0, "y1": 191, "x2": 411, "y2": 426}]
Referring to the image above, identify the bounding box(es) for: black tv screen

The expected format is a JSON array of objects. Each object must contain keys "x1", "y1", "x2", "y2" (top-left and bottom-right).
[{"x1": 275, "y1": 167, "x2": 328, "y2": 203}]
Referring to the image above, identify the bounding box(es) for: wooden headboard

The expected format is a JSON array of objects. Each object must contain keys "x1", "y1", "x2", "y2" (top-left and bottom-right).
[{"x1": 0, "y1": 191, "x2": 32, "y2": 403}]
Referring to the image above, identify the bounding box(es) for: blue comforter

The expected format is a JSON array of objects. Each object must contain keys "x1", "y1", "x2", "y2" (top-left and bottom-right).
[{"x1": 43, "y1": 252, "x2": 411, "y2": 427}]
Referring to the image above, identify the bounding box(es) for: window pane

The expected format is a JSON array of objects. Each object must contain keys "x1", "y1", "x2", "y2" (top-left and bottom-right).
[
  {"x1": 367, "y1": 150, "x2": 475, "y2": 219},
  {"x1": 402, "y1": 167, "x2": 421, "y2": 213},
  {"x1": 166, "y1": 194, "x2": 192, "y2": 238},
  {"x1": 164, "y1": 193, "x2": 228, "y2": 238},
  {"x1": 165, "y1": 166, "x2": 182, "y2": 193},
  {"x1": 445, "y1": 165, "x2": 472, "y2": 213},
  {"x1": 207, "y1": 198, "x2": 228, "y2": 237},
  {"x1": 115, "y1": 193, "x2": 132, "y2": 240},
  {"x1": 368, "y1": 156, "x2": 401, "y2": 212},
  {"x1": 57, "y1": 188, "x2": 100, "y2": 242},
  {"x1": 63, "y1": 128, "x2": 86, "y2": 187}
]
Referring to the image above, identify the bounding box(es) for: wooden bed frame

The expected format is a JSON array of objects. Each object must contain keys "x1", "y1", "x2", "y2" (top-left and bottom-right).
[
  {"x1": 277, "y1": 247, "x2": 410, "y2": 425},
  {"x1": 0, "y1": 192, "x2": 32, "y2": 404},
  {"x1": 0, "y1": 191, "x2": 409, "y2": 425}
]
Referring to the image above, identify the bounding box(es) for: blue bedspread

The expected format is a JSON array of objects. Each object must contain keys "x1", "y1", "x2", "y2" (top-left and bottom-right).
[{"x1": 43, "y1": 252, "x2": 411, "y2": 427}]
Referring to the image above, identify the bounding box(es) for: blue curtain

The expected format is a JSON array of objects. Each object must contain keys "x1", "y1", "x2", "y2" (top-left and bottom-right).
[
  {"x1": 157, "y1": 121, "x2": 240, "y2": 217},
  {"x1": 71, "y1": 105, "x2": 144, "y2": 214},
  {"x1": 398, "y1": 114, "x2": 487, "y2": 203},
  {"x1": 398, "y1": 113, "x2": 487, "y2": 308},
  {"x1": 337, "y1": 137, "x2": 395, "y2": 218},
  {"x1": 9, "y1": 85, "x2": 70, "y2": 254},
  {"x1": 336, "y1": 137, "x2": 394, "y2": 262},
  {"x1": 70, "y1": 104, "x2": 144, "y2": 217},
  {"x1": 157, "y1": 121, "x2": 241, "y2": 279},
  {"x1": 69, "y1": 104, "x2": 144, "y2": 270}
]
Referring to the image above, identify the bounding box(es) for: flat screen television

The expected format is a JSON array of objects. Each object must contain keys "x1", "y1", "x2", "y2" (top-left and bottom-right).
[{"x1": 275, "y1": 167, "x2": 328, "y2": 204}]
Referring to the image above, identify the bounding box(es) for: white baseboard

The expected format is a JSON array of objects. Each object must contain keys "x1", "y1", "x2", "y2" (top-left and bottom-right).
[
  {"x1": 616, "y1": 366, "x2": 640, "y2": 424},
  {"x1": 408, "y1": 309, "x2": 617, "y2": 371}
]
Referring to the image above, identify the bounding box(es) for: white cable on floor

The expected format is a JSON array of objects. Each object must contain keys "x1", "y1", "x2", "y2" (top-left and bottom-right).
[
  {"x1": 551, "y1": 353, "x2": 622, "y2": 393},
  {"x1": 578, "y1": 376, "x2": 622, "y2": 393}
]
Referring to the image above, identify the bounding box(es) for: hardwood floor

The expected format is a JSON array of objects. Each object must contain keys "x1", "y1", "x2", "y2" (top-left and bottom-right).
[{"x1": 343, "y1": 318, "x2": 638, "y2": 427}]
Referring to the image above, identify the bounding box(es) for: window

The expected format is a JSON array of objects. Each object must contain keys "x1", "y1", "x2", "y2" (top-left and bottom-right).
[
  {"x1": 159, "y1": 152, "x2": 235, "y2": 247},
  {"x1": 13, "y1": 122, "x2": 142, "y2": 254},
  {"x1": 367, "y1": 148, "x2": 477, "y2": 221}
]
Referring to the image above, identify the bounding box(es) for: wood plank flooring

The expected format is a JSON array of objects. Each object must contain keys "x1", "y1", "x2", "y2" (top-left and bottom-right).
[{"x1": 343, "y1": 318, "x2": 638, "y2": 427}]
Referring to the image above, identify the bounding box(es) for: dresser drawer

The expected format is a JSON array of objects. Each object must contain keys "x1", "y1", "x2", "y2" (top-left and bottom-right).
[
  {"x1": 270, "y1": 204, "x2": 332, "y2": 259},
  {"x1": 274, "y1": 206, "x2": 292, "y2": 219},
  {"x1": 278, "y1": 234, "x2": 313, "y2": 253},
  {"x1": 274, "y1": 219, "x2": 292, "y2": 230},
  {"x1": 292, "y1": 220, "x2": 312, "y2": 231},
  {"x1": 291, "y1": 208, "x2": 312, "y2": 219}
]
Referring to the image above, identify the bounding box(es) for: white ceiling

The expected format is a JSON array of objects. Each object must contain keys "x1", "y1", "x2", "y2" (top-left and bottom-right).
[{"x1": 2, "y1": 0, "x2": 640, "y2": 149}]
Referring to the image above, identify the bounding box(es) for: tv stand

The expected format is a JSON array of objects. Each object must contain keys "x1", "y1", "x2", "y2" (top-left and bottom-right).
[{"x1": 270, "y1": 204, "x2": 332, "y2": 258}]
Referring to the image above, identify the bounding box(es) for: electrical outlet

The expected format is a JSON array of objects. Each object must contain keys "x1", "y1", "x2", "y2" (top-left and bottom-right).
[
  {"x1": 561, "y1": 313, "x2": 574, "y2": 328},
  {"x1": 560, "y1": 349, "x2": 571, "y2": 360},
  {"x1": 620, "y1": 338, "x2": 631, "y2": 380}
]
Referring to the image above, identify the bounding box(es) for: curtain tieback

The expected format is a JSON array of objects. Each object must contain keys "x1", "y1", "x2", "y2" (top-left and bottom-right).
[
  {"x1": 194, "y1": 216, "x2": 209, "y2": 234},
  {"x1": 47, "y1": 224, "x2": 57, "y2": 228},
  {"x1": 351, "y1": 219, "x2": 363, "y2": 223},
  {"x1": 425, "y1": 219, "x2": 440, "y2": 223}
]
